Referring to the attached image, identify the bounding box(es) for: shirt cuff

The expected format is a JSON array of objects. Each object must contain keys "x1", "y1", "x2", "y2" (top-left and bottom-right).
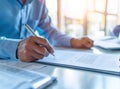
[
  {"x1": 54, "y1": 35, "x2": 72, "y2": 47},
  {"x1": 0, "y1": 38, "x2": 21, "y2": 60},
  {"x1": 62, "y1": 36, "x2": 72, "y2": 47},
  {"x1": 7, "y1": 39, "x2": 20, "y2": 60}
]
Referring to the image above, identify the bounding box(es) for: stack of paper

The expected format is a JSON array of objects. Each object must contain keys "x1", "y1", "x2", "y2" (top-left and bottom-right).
[{"x1": 0, "y1": 63, "x2": 56, "y2": 89}]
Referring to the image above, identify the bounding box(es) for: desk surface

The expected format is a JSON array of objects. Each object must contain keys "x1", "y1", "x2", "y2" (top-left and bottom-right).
[
  {"x1": 0, "y1": 47, "x2": 120, "y2": 89},
  {"x1": 41, "y1": 47, "x2": 120, "y2": 89}
]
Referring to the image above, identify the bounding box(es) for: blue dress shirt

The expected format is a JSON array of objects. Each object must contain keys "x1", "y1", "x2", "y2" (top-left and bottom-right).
[{"x1": 0, "y1": 0, "x2": 71, "y2": 60}]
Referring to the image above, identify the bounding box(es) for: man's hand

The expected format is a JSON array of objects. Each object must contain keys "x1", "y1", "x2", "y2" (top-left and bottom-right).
[
  {"x1": 16, "y1": 36, "x2": 54, "y2": 62},
  {"x1": 70, "y1": 37, "x2": 94, "y2": 49}
]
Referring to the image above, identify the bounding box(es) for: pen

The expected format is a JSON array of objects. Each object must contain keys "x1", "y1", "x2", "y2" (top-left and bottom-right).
[
  {"x1": 25, "y1": 24, "x2": 37, "y2": 36},
  {"x1": 25, "y1": 24, "x2": 55, "y2": 56}
]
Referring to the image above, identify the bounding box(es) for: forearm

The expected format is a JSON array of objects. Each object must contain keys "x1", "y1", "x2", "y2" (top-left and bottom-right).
[
  {"x1": 37, "y1": 23, "x2": 72, "y2": 47},
  {"x1": 37, "y1": 13, "x2": 72, "y2": 47},
  {"x1": 0, "y1": 37, "x2": 21, "y2": 60},
  {"x1": 50, "y1": 30, "x2": 72, "y2": 47}
]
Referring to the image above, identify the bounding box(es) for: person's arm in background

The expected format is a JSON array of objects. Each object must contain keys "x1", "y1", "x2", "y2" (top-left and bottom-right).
[
  {"x1": 36, "y1": 0, "x2": 93, "y2": 49},
  {"x1": 112, "y1": 25, "x2": 120, "y2": 37}
]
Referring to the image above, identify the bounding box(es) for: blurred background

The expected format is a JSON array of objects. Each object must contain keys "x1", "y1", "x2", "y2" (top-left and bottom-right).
[{"x1": 46, "y1": 0, "x2": 120, "y2": 38}]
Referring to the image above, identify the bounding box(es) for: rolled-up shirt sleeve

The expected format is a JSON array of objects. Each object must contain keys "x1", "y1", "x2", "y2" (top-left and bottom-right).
[{"x1": 0, "y1": 37, "x2": 21, "y2": 60}]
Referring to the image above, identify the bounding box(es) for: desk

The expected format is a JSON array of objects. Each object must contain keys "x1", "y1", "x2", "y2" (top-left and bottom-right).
[
  {"x1": 39, "y1": 47, "x2": 120, "y2": 89},
  {"x1": 0, "y1": 47, "x2": 120, "y2": 89},
  {"x1": 40, "y1": 47, "x2": 120, "y2": 89}
]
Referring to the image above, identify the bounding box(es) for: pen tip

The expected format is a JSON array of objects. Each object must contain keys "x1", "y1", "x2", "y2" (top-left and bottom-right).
[{"x1": 52, "y1": 53, "x2": 55, "y2": 56}]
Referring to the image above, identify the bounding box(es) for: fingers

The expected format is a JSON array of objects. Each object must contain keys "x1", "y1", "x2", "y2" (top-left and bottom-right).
[
  {"x1": 19, "y1": 49, "x2": 44, "y2": 62},
  {"x1": 29, "y1": 36, "x2": 54, "y2": 54},
  {"x1": 80, "y1": 37, "x2": 94, "y2": 48},
  {"x1": 31, "y1": 42, "x2": 49, "y2": 57},
  {"x1": 16, "y1": 36, "x2": 52, "y2": 62},
  {"x1": 27, "y1": 49, "x2": 45, "y2": 62}
]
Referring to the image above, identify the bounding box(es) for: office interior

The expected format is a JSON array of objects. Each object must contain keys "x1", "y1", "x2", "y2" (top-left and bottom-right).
[
  {"x1": 1, "y1": 0, "x2": 120, "y2": 89},
  {"x1": 46, "y1": 0, "x2": 120, "y2": 38}
]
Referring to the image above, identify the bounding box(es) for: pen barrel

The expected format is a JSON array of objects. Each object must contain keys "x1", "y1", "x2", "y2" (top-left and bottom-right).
[{"x1": 25, "y1": 24, "x2": 36, "y2": 36}]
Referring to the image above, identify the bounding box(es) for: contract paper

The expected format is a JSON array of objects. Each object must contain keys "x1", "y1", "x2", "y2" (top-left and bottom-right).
[{"x1": 38, "y1": 50, "x2": 120, "y2": 75}]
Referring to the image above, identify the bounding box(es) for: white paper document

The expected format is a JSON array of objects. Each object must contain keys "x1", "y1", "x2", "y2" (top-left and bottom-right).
[
  {"x1": 94, "y1": 38, "x2": 120, "y2": 50},
  {"x1": 38, "y1": 50, "x2": 120, "y2": 75},
  {"x1": 0, "y1": 63, "x2": 56, "y2": 89},
  {"x1": 0, "y1": 60, "x2": 47, "y2": 71}
]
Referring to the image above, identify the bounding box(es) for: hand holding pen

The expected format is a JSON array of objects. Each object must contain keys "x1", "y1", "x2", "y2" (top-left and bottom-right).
[
  {"x1": 25, "y1": 24, "x2": 55, "y2": 56},
  {"x1": 16, "y1": 24, "x2": 54, "y2": 62}
]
